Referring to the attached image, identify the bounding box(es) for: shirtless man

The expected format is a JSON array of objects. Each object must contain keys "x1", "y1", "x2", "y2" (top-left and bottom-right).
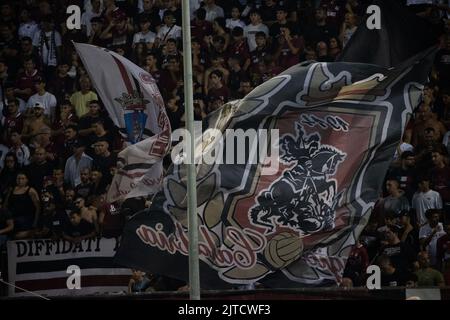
[
  {"x1": 412, "y1": 102, "x2": 447, "y2": 148},
  {"x1": 21, "y1": 102, "x2": 51, "y2": 143},
  {"x1": 74, "y1": 196, "x2": 99, "y2": 234}
]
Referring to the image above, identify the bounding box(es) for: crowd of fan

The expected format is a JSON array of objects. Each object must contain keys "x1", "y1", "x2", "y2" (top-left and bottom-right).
[{"x1": 0, "y1": 0, "x2": 449, "y2": 291}]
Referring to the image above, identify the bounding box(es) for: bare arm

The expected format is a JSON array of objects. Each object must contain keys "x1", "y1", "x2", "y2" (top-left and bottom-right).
[
  {"x1": 29, "y1": 188, "x2": 41, "y2": 228},
  {"x1": 0, "y1": 219, "x2": 14, "y2": 235}
]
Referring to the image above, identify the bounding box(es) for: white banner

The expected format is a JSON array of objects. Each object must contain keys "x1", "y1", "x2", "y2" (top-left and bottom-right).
[
  {"x1": 7, "y1": 238, "x2": 131, "y2": 297},
  {"x1": 73, "y1": 43, "x2": 171, "y2": 202}
]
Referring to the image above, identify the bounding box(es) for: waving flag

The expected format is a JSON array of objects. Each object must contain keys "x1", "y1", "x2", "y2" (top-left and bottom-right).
[
  {"x1": 74, "y1": 43, "x2": 171, "y2": 202},
  {"x1": 337, "y1": 0, "x2": 437, "y2": 67},
  {"x1": 114, "y1": 47, "x2": 436, "y2": 288}
]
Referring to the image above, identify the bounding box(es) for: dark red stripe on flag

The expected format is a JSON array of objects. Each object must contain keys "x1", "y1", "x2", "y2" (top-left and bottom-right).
[
  {"x1": 15, "y1": 275, "x2": 130, "y2": 293},
  {"x1": 112, "y1": 56, "x2": 134, "y2": 94}
]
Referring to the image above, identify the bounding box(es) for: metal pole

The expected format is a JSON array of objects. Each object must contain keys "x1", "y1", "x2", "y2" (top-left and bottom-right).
[{"x1": 181, "y1": 0, "x2": 200, "y2": 300}]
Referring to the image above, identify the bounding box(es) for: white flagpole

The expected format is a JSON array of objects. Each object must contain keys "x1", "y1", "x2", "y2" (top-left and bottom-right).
[{"x1": 181, "y1": 0, "x2": 200, "y2": 300}]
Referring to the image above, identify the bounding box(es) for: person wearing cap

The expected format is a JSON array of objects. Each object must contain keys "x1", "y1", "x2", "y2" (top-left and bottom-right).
[
  {"x1": 64, "y1": 140, "x2": 93, "y2": 189},
  {"x1": 21, "y1": 101, "x2": 51, "y2": 143},
  {"x1": 26, "y1": 78, "x2": 57, "y2": 123}
]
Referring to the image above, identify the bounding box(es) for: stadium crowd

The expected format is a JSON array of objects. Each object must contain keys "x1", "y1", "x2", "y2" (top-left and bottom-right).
[{"x1": 0, "y1": 0, "x2": 449, "y2": 292}]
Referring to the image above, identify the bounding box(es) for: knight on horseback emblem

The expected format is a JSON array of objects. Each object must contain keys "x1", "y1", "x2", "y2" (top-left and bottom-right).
[{"x1": 250, "y1": 121, "x2": 346, "y2": 235}]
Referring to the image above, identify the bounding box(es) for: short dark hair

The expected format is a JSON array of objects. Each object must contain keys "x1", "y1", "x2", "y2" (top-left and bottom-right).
[
  {"x1": 255, "y1": 31, "x2": 266, "y2": 38},
  {"x1": 232, "y1": 26, "x2": 244, "y2": 37},
  {"x1": 425, "y1": 208, "x2": 441, "y2": 220},
  {"x1": 195, "y1": 8, "x2": 206, "y2": 20},
  {"x1": 210, "y1": 69, "x2": 223, "y2": 79}
]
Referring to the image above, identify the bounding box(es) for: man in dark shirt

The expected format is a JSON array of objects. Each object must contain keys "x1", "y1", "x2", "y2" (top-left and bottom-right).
[
  {"x1": 25, "y1": 146, "x2": 54, "y2": 192},
  {"x1": 63, "y1": 210, "x2": 96, "y2": 243},
  {"x1": 377, "y1": 255, "x2": 411, "y2": 287},
  {"x1": 269, "y1": 6, "x2": 300, "y2": 40},
  {"x1": 92, "y1": 138, "x2": 117, "y2": 187},
  {"x1": 75, "y1": 167, "x2": 94, "y2": 200},
  {"x1": 78, "y1": 100, "x2": 115, "y2": 145},
  {"x1": 304, "y1": 7, "x2": 338, "y2": 48},
  {"x1": 379, "y1": 225, "x2": 416, "y2": 273},
  {"x1": 206, "y1": 70, "x2": 230, "y2": 109},
  {"x1": 165, "y1": 96, "x2": 184, "y2": 131},
  {"x1": 387, "y1": 151, "x2": 417, "y2": 201}
]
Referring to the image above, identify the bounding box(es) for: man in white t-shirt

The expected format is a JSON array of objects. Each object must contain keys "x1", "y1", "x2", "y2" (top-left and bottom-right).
[
  {"x1": 133, "y1": 15, "x2": 156, "y2": 50},
  {"x1": 412, "y1": 176, "x2": 443, "y2": 226},
  {"x1": 244, "y1": 10, "x2": 269, "y2": 52},
  {"x1": 204, "y1": 0, "x2": 224, "y2": 22},
  {"x1": 419, "y1": 209, "x2": 446, "y2": 267},
  {"x1": 18, "y1": 8, "x2": 39, "y2": 40},
  {"x1": 156, "y1": 11, "x2": 182, "y2": 46},
  {"x1": 27, "y1": 79, "x2": 57, "y2": 122}
]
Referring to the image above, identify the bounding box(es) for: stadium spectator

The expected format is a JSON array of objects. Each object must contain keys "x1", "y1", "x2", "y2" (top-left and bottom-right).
[
  {"x1": 62, "y1": 209, "x2": 96, "y2": 243},
  {"x1": 8, "y1": 130, "x2": 30, "y2": 167},
  {"x1": 412, "y1": 176, "x2": 443, "y2": 226},
  {"x1": 64, "y1": 140, "x2": 93, "y2": 188},
  {"x1": 377, "y1": 225, "x2": 416, "y2": 273},
  {"x1": 419, "y1": 209, "x2": 447, "y2": 268},
  {"x1": 5, "y1": 172, "x2": 40, "y2": 239},
  {"x1": 70, "y1": 76, "x2": 98, "y2": 118},
  {"x1": 415, "y1": 251, "x2": 445, "y2": 287},
  {"x1": 377, "y1": 255, "x2": 411, "y2": 287}
]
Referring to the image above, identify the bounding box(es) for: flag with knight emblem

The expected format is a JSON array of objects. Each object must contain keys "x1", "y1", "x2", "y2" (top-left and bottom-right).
[
  {"x1": 114, "y1": 47, "x2": 437, "y2": 288},
  {"x1": 73, "y1": 43, "x2": 171, "y2": 202}
]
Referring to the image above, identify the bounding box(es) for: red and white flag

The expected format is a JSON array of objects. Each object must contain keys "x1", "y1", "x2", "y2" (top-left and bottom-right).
[{"x1": 73, "y1": 43, "x2": 171, "y2": 202}]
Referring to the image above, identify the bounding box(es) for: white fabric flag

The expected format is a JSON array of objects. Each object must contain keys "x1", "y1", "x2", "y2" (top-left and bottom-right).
[{"x1": 73, "y1": 42, "x2": 171, "y2": 202}]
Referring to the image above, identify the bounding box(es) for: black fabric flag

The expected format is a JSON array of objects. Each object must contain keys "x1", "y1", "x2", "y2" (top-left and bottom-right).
[
  {"x1": 337, "y1": 0, "x2": 438, "y2": 67},
  {"x1": 114, "y1": 47, "x2": 436, "y2": 288}
]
